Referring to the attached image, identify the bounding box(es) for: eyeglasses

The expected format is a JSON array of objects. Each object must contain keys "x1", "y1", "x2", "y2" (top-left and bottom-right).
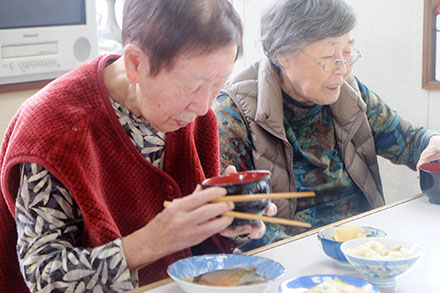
[{"x1": 301, "y1": 48, "x2": 362, "y2": 73}]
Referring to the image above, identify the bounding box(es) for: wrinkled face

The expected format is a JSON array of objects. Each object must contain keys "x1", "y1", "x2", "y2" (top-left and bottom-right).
[
  {"x1": 279, "y1": 30, "x2": 355, "y2": 105},
  {"x1": 135, "y1": 45, "x2": 237, "y2": 133}
]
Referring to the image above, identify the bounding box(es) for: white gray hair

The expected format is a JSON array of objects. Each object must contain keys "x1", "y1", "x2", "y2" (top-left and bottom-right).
[{"x1": 261, "y1": 0, "x2": 357, "y2": 68}]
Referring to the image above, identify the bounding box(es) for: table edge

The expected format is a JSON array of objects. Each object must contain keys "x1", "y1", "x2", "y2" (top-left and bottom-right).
[
  {"x1": 248, "y1": 193, "x2": 424, "y2": 255},
  {"x1": 133, "y1": 193, "x2": 424, "y2": 291}
]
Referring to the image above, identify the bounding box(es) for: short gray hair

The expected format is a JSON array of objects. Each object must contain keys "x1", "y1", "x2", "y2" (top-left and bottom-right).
[{"x1": 261, "y1": 0, "x2": 357, "y2": 68}]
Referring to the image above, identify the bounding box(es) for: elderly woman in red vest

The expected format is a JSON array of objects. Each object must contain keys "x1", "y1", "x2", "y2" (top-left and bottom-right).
[{"x1": 0, "y1": 1, "x2": 274, "y2": 291}]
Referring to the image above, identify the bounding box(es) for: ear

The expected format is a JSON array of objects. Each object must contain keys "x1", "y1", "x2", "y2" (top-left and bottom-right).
[
  {"x1": 123, "y1": 44, "x2": 148, "y2": 84},
  {"x1": 277, "y1": 55, "x2": 287, "y2": 69}
]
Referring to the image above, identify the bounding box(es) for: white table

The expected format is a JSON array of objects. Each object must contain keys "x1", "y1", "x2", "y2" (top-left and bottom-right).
[{"x1": 133, "y1": 194, "x2": 440, "y2": 292}]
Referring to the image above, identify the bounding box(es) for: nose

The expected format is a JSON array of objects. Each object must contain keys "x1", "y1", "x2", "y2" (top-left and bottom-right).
[
  {"x1": 188, "y1": 87, "x2": 216, "y2": 116},
  {"x1": 332, "y1": 60, "x2": 348, "y2": 74}
]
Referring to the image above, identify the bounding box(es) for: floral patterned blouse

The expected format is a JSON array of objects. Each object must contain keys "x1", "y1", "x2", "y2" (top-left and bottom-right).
[
  {"x1": 15, "y1": 98, "x2": 166, "y2": 292},
  {"x1": 214, "y1": 78, "x2": 437, "y2": 251}
]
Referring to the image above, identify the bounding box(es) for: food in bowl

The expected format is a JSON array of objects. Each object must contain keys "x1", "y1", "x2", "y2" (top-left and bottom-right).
[
  {"x1": 306, "y1": 277, "x2": 373, "y2": 293},
  {"x1": 333, "y1": 225, "x2": 367, "y2": 242},
  {"x1": 346, "y1": 239, "x2": 410, "y2": 260},
  {"x1": 317, "y1": 226, "x2": 386, "y2": 264},
  {"x1": 341, "y1": 238, "x2": 424, "y2": 288},
  {"x1": 189, "y1": 266, "x2": 268, "y2": 286},
  {"x1": 168, "y1": 254, "x2": 285, "y2": 293}
]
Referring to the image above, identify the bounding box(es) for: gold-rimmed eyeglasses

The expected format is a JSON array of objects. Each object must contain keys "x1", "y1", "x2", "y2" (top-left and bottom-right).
[{"x1": 301, "y1": 49, "x2": 362, "y2": 73}]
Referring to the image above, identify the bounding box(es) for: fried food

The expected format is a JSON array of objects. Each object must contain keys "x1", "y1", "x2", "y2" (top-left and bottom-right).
[{"x1": 191, "y1": 266, "x2": 267, "y2": 286}]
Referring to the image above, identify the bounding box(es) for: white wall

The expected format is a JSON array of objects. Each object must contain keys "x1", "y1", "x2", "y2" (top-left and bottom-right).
[
  {"x1": 345, "y1": 0, "x2": 428, "y2": 202},
  {"x1": 231, "y1": 0, "x2": 272, "y2": 74},
  {"x1": 232, "y1": 0, "x2": 435, "y2": 202}
]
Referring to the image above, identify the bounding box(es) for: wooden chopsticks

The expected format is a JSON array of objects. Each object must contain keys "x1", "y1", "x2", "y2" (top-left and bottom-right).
[
  {"x1": 163, "y1": 191, "x2": 314, "y2": 228},
  {"x1": 211, "y1": 191, "x2": 315, "y2": 203},
  {"x1": 222, "y1": 210, "x2": 311, "y2": 228}
]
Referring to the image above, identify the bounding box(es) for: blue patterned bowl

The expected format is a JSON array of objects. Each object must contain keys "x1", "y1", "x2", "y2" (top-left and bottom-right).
[
  {"x1": 167, "y1": 254, "x2": 285, "y2": 293},
  {"x1": 341, "y1": 237, "x2": 424, "y2": 288},
  {"x1": 279, "y1": 274, "x2": 379, "y2": 292},
  {"x1": 318, "y1": 226, "x2": 387, "y2": 265}
]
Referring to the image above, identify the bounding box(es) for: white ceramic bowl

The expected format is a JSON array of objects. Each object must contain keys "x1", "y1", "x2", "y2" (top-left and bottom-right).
[
  {"x1": 167, "y1": 254, "x2": 285, "y2": 293},
  {"x1": 341, "y1": 237, "x2": 424, "y2": 288}
]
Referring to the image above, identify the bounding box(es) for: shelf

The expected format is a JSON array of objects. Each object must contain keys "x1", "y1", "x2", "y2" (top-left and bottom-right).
[
  {"x1": 0, "y1": 79, "x2": 52, "y2": 94},
  {"x1": 422, "y1": 0, "x2": 440, "y2": 89}
]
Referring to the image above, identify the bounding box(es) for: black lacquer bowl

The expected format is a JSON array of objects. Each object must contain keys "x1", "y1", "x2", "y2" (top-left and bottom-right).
[{"x1": 202, "y1": 170, "x2": 272, "y2": 226}]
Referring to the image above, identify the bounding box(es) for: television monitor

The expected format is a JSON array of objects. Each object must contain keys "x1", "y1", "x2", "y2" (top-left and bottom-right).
[{"x1": 0, "y1": 0, "x2": 99, "y2": 85}]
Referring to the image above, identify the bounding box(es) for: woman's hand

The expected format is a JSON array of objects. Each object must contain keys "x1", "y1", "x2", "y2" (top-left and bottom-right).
[
  {"x1": 122, "y1": 185, "x2": 234, "y2": 272},
  {"x1": 417, "y1": 135, "x2": 440, "y2": 173},
  {"x1": 219, "y1": 202, "x2": 277, "y2": 240}
]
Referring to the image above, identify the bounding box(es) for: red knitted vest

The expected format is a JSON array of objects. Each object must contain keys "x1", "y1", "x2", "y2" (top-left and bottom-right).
[{"x1": 0, "y1": 55, "x2": 233, "y2": 291}]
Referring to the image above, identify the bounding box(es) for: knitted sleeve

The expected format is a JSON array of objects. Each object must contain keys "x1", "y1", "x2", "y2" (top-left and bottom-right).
[{"x1": 15, "y1": 163, "x2": 136, "y2": 292}]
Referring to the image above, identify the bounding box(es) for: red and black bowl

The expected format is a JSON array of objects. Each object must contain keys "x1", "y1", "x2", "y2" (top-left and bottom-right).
[
  {"x1": 202, "y1": 170, "x2": 272, "y2": 226},
  {"x1": 419, "y1": 162, "x2": 440, "y2": 204}
]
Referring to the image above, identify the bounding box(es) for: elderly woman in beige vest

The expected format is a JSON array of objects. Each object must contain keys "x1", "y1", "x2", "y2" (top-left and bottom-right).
[{"x1": 214, "y1": 0, "x2": 440, "y2": 251}]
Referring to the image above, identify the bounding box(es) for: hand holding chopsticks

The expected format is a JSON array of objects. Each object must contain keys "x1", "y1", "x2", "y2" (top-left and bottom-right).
[{"x1": 163, "y1": 191, "x2": 314, "y2": 228}]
